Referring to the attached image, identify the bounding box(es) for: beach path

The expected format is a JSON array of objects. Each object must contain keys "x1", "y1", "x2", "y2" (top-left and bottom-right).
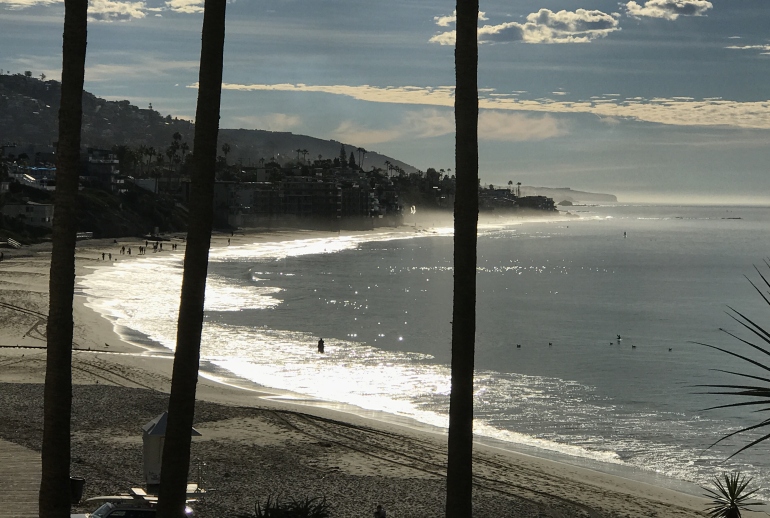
[{"x1": 0, "y1": 438, "x2": 40, "y2": 518}]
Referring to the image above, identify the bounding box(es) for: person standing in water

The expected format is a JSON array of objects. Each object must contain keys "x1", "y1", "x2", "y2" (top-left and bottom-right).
[{"x1": 317, "y1": 338, "x2": 325, "y2": 353}]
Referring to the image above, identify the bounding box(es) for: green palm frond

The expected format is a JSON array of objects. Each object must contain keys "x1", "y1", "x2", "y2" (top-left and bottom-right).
[
  {"x1": 694, "y1": 261, "x2": 770, "y2": 457},
  {"x1": 703, "y1": 472, "x2": 762, "y2": 518}
]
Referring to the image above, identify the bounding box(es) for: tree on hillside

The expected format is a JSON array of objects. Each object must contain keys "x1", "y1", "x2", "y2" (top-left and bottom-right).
[
  {"x1": 339, "y1": 144, "x2": 346, "y2": 165},
  {"x1": 348, "y1": 151, "x2": 356, "y2": 168},
  {"x1": 38, "y1": 0, "x2": 88, "y2": 515},
  {"x1": 357, "y1": 147, "x2": 366, "y2": 171},
  {"x1": 446, "y1": 0, "x2": 479, "y2": 515},
  {"x1": 221, "y1": 142, "x2": 231, "y2": 164},
  {"x1": 137, "y1": 144, "x2": 147, "y2": 176},
  {"x1": 155, "y1": 0, "x2": 227, "y2": 515}
]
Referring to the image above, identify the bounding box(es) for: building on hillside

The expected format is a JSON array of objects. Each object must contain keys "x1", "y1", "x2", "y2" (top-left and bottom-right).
[
  {"x1": 516, "y1": 195, "x2": 556, "y2": 211},
  {"x1": 1, "y1": 201, "x2": 54, "y2": 227},
  {"x1": 6, "y1": 164, "x2": 56, "y2": 191},
  {"x1": 82, "y1": 148, "x2": 125, "y2": 192}
]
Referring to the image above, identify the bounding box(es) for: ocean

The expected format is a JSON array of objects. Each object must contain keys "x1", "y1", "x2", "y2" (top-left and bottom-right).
[{"x1": 80, "y1": 204, "x2": 770, "y2": 501}]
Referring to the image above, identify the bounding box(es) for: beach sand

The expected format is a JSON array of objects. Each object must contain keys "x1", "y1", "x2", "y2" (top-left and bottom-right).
[{"x1": 0, "y1": 230, "x2": 755, "y2": 517}]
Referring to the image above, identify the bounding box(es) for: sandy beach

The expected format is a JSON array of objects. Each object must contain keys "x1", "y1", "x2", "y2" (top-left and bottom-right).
[{"x1": 0, "y1": 230, "x2": 753, "y2": 517}]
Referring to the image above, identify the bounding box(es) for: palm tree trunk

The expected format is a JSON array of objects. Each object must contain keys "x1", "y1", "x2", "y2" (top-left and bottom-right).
[
  {"x1": 445, "y1": 0, "x2": 478, "y2": 516},
  {"x1": 39, "y1": 1, "x2": 88, "y2": 516},
  {"x1": 155, "y1": 1, "x2": 226, "y2": 516}
]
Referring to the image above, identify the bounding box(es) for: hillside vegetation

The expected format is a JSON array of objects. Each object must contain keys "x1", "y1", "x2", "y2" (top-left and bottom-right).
[{"x1": 0, "y1": 74, "x2": 415, "y2": 173}]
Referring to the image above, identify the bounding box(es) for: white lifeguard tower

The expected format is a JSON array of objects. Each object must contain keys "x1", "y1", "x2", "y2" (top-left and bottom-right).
[{"x1": 142, "y1": 412, "x2": 201, "y2": 488}]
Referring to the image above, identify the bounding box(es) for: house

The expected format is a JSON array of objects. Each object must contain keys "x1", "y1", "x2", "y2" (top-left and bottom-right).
[{"x1": 1, "y1": 201, "x2": 54, "y2": 227}]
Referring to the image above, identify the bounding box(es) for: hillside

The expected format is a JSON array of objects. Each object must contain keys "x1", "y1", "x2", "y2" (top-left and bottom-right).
[{"x1": 0, "y1": 74, "x2": 416, "y2": 173}]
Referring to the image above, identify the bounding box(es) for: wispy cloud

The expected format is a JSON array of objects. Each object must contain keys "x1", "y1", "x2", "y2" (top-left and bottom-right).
[
  {"x1": 0, "y1": 0, "x2": 59, "y2": 8},
  {"x1": 231, "y1": 113, "x2": 301, "y2": 132},
  {"x1": 478, "y1": 111, "x2": 568, "y2": 141},
  {"x1": 208, "y1": 82, "x2": 770, "y2": 130},
  {"x1": 88, "y1": 0, "x2": 145, "y2": 21},
  {"x1": 430, "y1": 8, "x2": 620, "y2": 45},
  {"x1": 216, "y1": 83, "x2": 458, "y2": 107},
  {"x1": 88, "y1": 57, "x2": 198, "y2": 81},
  {"x1": 329, "y1": 109, "x2": 566, "y2": 146},
  {"x1": 726, "y1": 44, "x2": 770, "y2": 55},
  {"x1": 330, "y1": 121, "x2": 402, "y2": 147},
  {"x1": 625, "y1": 0, "x2": 713, "y2": 20}
]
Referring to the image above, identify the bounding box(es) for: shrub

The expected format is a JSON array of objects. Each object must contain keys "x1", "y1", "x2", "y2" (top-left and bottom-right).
[{"x1": 237, "y1": 495, "x2": 331, "y2": 518}]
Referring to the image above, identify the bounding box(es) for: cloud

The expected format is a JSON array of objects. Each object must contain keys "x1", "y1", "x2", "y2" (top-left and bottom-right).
[
  {"x1": 625, "y1": 0, "x2": 712, "y2": 20},
  {"x1": 328, "y1": 109, "x2": 565, "y2": 146},
  {"x1": 0, "y1": 0, "x2": 146, "y2": 20},
  {"x1": 430, "y1": 8, "x2": 620, "y2": 45},
  {"x1": 433, "y1": 10, "x2": 488, "y2": 27},
  {"x1": 478, "y1": 111, "x2": 568, "y2": 141},
  {"x1": 88, "y1": 57, "x2": 198, "y2": 81},
  {"x1": 88, "y1": 0, "x2": 145, "y2": 21},
  {"x1": 726, "y1": 44, "x2": 770, "y2": 55},
  {"x1": 210, "y1": 82, "x2": 770, "y2": 131},
  {"x1": 165, "y1": 0, "x2": 202, "y2": 13},
  {"x1": 231, "y1": 113, "x2": 301, "y2": 132},
  {"x1": 0, "y1": 0, "x2": 58, "y2": 7},
  {"x1": 330, "y1": 121, "x2": 402, "y2": 147}
]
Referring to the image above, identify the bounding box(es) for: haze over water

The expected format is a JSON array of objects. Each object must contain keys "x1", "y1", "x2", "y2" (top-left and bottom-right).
[{"x1": 81, "y1": 204, "x2": 770, "y2": 500}]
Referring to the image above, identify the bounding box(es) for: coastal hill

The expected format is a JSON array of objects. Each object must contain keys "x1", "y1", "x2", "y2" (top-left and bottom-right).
[
  {"x1": 520, "y1": 186, "x2": 617, "y2": 204},
  {"x1": 0, "y1": 74, "x2": 416, "y2": 173}
]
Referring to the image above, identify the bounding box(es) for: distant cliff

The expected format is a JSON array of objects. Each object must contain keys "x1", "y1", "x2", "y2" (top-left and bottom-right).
[{"x1": 520, "y1": 186, "x2": 617, "y2": 204}]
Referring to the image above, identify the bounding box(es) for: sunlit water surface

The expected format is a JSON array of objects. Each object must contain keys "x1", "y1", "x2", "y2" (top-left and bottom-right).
[{"x1": 81, "y1": 205, "x2": 770, "y2": 500}]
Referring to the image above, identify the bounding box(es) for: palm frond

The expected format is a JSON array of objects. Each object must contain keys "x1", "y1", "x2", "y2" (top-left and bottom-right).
[
  {"x1": 725, "y1": 305, "x2": 770, "y2": 347},
  {"x1": 697, "y1": 261, "x2": 770, "y2": 456}
]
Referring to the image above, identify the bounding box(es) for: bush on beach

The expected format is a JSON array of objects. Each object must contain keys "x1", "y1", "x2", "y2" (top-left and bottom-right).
[{"x1": 236, "y1": 495, "x2": 331, "y2": 518}]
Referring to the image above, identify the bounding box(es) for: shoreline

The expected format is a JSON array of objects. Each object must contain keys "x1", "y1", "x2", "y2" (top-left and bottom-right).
[{"x1": 0, "y1": 223, "x2": 756, "y2": 517}]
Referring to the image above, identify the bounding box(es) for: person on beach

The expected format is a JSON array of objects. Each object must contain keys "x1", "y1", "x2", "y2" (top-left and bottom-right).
[
  {"x1": 101, "y1": 252, "x2": 105, "y2": 260},
  {"x1": 317, "y1": 338, "x2": 325, "y2": 354},
  {"x1": 374, "y1": 504, "x2": 386, "y2": 517}
]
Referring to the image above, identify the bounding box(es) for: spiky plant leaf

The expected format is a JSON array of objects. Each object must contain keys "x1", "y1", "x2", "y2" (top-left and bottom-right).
[{"x1": 702, "y1": 472, "x2": 762, "y2": 518}]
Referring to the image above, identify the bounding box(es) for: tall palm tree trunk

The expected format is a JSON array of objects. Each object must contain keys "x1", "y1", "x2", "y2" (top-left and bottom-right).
[
  {"x1": 156, "y1": 1, "x2": 226, "y2": 516},
  {"x1": 445, "y1": 0, "x2": 479, "y2": 516},
  {"x1": 39, "y1": 1, "x2": 88, "y2": 517}
]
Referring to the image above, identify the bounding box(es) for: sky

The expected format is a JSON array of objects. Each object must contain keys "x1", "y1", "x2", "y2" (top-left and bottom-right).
[{"x1": 1, "y1": 0, "x2": 769, "y2": 203}]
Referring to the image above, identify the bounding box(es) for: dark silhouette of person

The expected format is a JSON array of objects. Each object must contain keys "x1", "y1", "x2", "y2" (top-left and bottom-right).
[
  {"x1": 317, "y1": 338, "x2": 325, "y2": 354},
  {"x1": 374, "y1": 504, "x2": 386, "y2": 518}
]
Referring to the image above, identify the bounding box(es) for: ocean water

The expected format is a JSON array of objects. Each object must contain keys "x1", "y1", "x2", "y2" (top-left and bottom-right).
[{"x1": 80, "y1": 204, "x2": 770, "y2": 500}]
